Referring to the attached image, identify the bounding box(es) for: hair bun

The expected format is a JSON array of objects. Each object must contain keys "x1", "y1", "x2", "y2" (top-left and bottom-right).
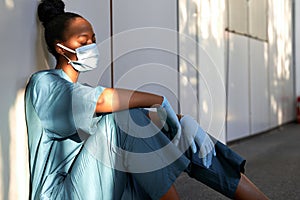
[{"x1": 38, "y1": 0, "x2": 65, "y2": 25}]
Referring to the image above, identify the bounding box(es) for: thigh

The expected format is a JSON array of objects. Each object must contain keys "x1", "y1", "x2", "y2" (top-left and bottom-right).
[{"x1": 62, "y1": 146, "x2": 128, "y2": 200}]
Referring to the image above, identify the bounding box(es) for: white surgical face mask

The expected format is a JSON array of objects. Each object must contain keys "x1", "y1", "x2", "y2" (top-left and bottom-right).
[{"x1": 57, "y1": 43, "x2": 99, "y2": 72}]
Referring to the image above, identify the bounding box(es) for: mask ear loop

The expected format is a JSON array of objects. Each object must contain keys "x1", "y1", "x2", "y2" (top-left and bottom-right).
[
  {"x1": 56, "y1": 43, "x2": 76, "y2": 54},
  {"x1": 56, "y1": 43, "x2": 76, "y2": 64}
]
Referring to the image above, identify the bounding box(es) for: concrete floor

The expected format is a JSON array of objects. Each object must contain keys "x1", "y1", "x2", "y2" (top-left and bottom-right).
[{"x1": 174, "y1": 122, "x2": 300, "y2": 200}]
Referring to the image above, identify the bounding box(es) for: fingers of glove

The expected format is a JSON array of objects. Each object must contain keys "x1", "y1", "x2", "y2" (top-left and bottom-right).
[
  {"x1": 157, "y1": 106, "x2": 167, "y2": 118},
  {"x1": 194, "y1": 134, "x2": 204, "y2": 149},
  {"x1": 178, "y1": 138, "x2": 197, "y2": 153},
  {"x1": 204, "y1": 150, "x2": 213, "y2": 168},
  {"x1": 162, "y1": 97, "x2": 178, "y2": 125},
  {"x1": 209, "y1": 140, "x2": 216, "y2": 157},
  {"x1": 207, "y1": 136, "x2": 216, "y2": 157},
  {"x1": 205, "y1": 142, "x2": 216, "y2": 168},
  {"x1": 178, "y1": 129, "x2": 197, "y2": 153},
  {"x1": 163, "y1": 121, "x2": 170, "y2": 132},
  {"x1": 198, "y1": 143, "x2": 206, "y2": 158},
  {"x1": 201, "y1": 135, "x2": 215, "y2": 153},
  {"x1": 172, "y1": 127, "x2": 181, "y2": 146},
  {"x1": 157, "y1": 107, "x2": 168, "y2": 130},
  {"x1": 198, "y1": 144, "x2": 213, "y2": 168},
  {"x1": 190, "y1": 141, "x2": 197, "y2": 153},
  {"x1": 202, "y1": 156, "x2": 208, "y2": 168}
]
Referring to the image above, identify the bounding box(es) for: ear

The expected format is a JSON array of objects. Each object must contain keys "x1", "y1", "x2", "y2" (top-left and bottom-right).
[{"x1": 55, "y1": 41, "x2": 65, "y2": 55}]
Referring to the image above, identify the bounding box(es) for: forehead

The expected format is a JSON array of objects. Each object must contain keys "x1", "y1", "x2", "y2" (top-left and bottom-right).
[{"x1": 64, "y1": 17, "x2": 94, "y2": 38}]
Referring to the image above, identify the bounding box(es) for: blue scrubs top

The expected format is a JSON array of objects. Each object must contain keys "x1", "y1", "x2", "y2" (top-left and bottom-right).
[{"x1": 25, "y1": 69, "x2": 190, "y2": 200}]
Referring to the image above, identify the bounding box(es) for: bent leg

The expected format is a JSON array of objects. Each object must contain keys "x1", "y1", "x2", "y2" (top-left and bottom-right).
[
  {"x1": 234, "y1": 174, "x2": 269, "y2": 200},
  {"x1": 61, "y1": 109, "x2": 188, "y2": 200},
  {"x1": 160, "y1": 185, "x2": 180, "y2": 200},
  {"x1": 185, "y1": 140, "x2": 269, "y2": 199}
]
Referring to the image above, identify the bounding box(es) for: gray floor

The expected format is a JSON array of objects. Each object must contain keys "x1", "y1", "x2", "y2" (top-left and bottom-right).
[{"x1": 174, "y1": 122, "x2": 300, "y2": 200}]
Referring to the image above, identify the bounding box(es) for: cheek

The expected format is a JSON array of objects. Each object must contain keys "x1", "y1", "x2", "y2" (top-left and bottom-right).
[
  {"x1": 63, "y1": 42, "x2": 80, "y2": 60},
  {"x1": 63, "y1": 35, "x2": 81, "y2": 49},
  {"x1": 68, "y1": 53, "x2": 78, "y2": 61}
]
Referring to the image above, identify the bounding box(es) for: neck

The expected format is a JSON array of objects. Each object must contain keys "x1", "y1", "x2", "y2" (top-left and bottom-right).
[{"x1": 56, "y1": 59, "x2": 79, "y2": 83}]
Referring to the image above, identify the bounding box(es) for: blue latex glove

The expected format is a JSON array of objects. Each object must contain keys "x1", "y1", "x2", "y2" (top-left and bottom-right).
[
  {"x1": 157, "y1": 96, "x2": 181, "y2": 146},
  {"x1": 180, "y1": 115, "x2": 216, "y2": 168}
]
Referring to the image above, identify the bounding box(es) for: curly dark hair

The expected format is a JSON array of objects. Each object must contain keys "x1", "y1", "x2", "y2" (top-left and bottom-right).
[{"x1": 37, "y1": 0, "x2": 82, "y2": 59}]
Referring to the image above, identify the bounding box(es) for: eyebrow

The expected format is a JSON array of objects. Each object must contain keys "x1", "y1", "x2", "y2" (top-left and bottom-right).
[{"x1": 77, "y1": 33, "x2": 96, "y2": 38}]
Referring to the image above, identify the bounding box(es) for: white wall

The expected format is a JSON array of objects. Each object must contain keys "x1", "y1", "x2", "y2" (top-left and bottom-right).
[
  {"x1": 249, "y1": 40, "x2": 270, "y2": 134},
  {"x1": 268, "y1": 0, "x2": 294, "y2": 127},
  {"x1": 112, "y1": 0, "x2": 179, "y2": 111},
  {"x1": 179, "y1": 0, "x2": 227, "y2": 143},
  {"x1": 226, "y1": 0, "x2": 294, "y2": 141},
  {"x1": 227, "y1": 33, "x2": 251, "y2": 141}
]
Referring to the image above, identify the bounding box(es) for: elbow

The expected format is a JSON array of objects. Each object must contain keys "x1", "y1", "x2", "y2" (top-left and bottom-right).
[
  {"x1": 95, "y1": 88, "x2": 114, "y2": 113},
  {"x1": 95, "y1": 98, "x2": 105, "y2": 113}
]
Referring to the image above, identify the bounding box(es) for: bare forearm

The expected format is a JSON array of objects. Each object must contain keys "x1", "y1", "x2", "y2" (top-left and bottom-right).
[{"x1": 96, "y1": 88, "x2": 163, "y2": 113}]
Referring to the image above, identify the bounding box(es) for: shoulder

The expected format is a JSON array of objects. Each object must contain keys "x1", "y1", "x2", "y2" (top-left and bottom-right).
[
  {"x1": 28, "y1": 69, "x2": 63, "y2": 85},
  {"x1": 27, "y1": 70, "x2": 72, "y2": 91},
  {"x1": 26, "y1": 70, "x2": 72, "y2": 100}
]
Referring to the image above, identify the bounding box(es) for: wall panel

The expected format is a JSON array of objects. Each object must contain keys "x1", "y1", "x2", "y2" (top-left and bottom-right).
[
  {"x1": 227, "y1": 33, "x2": 250, "y2": 141},
  {"x1": 112, "y1": 0, "x2": 179, "y2": 111},
  {"x1": 249, "y1": 39, "x2": 270, "y2": 134}
]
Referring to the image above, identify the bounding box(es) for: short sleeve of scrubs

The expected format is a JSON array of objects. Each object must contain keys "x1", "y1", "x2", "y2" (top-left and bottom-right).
[
  {"x1": 30, "y1": 71, "x2": 105, "y2": 139},
  {"x1": 72, "y1": 83, "x2": 105, "y2": 135}
]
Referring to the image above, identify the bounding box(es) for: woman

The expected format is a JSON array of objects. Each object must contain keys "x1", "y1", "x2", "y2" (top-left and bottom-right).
[{"x1": 25, "y1": 0, "x2": 268, "y2": 199}]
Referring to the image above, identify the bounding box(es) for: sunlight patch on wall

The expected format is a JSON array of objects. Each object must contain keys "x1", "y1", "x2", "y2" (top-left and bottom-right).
[
  {"x1": 270, "y1": 95, "x2": 277, "y2": 114},
  {"x1": 5, "y1": 0, "x2": 14, "y2": 10},
  {"x1": 197, "y1": 0, "x2": 225, "y2": 46},
  {"x1": 270, "y1": 0, "x2": 292, "y2": 81},
  {"x1": 268, "y1": 0, "x2": 293, "y2": 124},
  {"x1": 202, "y1": 100, "x2": 209, "y2": 114},
  {"x1": 8, "y1": 89, "x2": 29, "y2": 200}
]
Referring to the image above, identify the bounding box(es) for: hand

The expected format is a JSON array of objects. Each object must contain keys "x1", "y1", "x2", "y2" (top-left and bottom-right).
[
  {"x1": 157, "y1": 96, "x2": 181, "y2": 146},
  {"x1": 180, "y1": 115, "x2": 216, "y2": 168}
]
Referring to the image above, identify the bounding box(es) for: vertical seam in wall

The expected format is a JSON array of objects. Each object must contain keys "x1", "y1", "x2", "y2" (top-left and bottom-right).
[
  {"x1": 225, "y1": 0, "x2": 230, "y2": 142},
  {"x1": 176, "y1": 0, "x2": 181, "y2": 113},
  {"x1": 292, "y1": 0, "x2": 297, "y2": 116},
  {"x1": 267, "y1": 0, "x2": 271, "y2": 129},
  {"x1": 195, "y1": 3, "x2": 200, "y2": 122},
  {"x1": 247, "y1": 0, "x2": 252, "y2": 136},
  {"x1": 110, "y1": 0, "x2": 114, "y2": 88}
]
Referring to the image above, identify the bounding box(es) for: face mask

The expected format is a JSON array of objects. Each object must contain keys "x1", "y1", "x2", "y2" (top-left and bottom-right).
[{"x1": 57, "y1": 43, "x2": 100, "y2": 72}]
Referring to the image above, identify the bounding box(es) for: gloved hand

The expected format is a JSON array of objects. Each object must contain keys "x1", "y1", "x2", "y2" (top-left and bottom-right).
[
  {"x1": 180, "y1": 115, "x2": 216, "y2": 168},
  {"x1": 157, "y1": 96, "x2": 181, "y2": 146}
]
